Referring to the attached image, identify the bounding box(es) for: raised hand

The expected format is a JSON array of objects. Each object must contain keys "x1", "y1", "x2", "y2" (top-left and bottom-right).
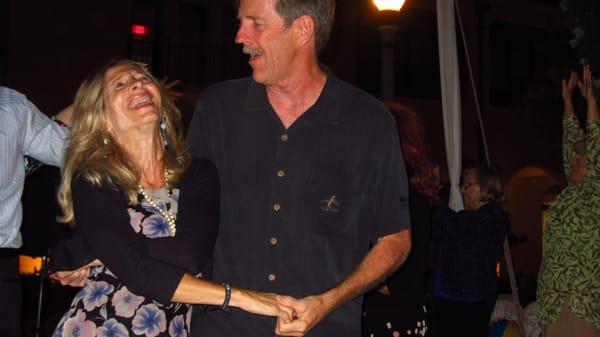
[
  {"x1": 160, "y1": 76, "x2": 183, "y2": 102},
  {"x1": 562, "y1": 71, "x2": 578, "y2": 102},
  {"x1": 577, "y1": 64, "x2": 595, "y2": 102}
]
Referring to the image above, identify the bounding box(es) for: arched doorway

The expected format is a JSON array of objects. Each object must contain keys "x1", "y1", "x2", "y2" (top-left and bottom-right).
[{"x1": 503, "y1": 166, "x2": 562, "y2": 287}]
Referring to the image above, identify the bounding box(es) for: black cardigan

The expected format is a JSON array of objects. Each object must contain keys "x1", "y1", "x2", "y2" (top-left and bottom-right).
[
  {"x1": 432, "y1": 201, "x2": 507, "y2": 308},
  {"x1": 50, "y1": 158, "x2": 220, "y2": 304}
]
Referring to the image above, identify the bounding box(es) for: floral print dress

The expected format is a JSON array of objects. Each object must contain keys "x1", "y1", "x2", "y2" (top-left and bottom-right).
[{"x1": 52, "y1": 188, "x2": 193, "y2": 337}]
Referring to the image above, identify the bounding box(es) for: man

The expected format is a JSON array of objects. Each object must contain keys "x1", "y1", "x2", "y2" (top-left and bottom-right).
[
  {"x1": 187, "y1": 0, "x2": 412, "y2": 336},
  {"x1": 0, "y1": 86, "x2": 69, "y2": 337}
]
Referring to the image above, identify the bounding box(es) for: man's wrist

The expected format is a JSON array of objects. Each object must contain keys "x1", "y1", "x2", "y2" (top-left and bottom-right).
[{"x1": 319, "y1": 288, "x2": 342, "y2": 313}]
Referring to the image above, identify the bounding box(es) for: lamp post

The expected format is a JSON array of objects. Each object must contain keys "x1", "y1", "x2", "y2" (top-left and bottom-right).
[{"x1": 373, "y1": 0, "x2": 405, "y2": 101}]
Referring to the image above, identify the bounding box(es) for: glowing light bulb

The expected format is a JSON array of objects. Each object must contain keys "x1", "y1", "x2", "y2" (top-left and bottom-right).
[{"x1": 373, "y1": 0, "x2": 406, "y2": 11}]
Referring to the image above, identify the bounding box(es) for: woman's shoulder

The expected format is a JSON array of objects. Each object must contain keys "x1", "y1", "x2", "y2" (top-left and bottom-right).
[{"x1": 71, "y1": 170, "x2": 121, "y2": 196}]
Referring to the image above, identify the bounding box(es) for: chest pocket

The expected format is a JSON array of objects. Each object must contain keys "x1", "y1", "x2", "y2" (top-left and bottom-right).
[{"x1": 297, "y1": 164, "x2": 367, "y2": 237}]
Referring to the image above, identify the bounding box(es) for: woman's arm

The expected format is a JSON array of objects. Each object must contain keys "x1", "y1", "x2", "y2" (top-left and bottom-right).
[
  {"x1": 70, "y1": 175, "x2": 292, "y2": 321},
  {"x1": 142, "y1": 159, "x2": 219, "y2": 275},
  {"x1": 579, "y1": 66, "x2": 600, "y2": 177},
  {"x1": 562, "y1": 71, "x2": 584, "y2": 177}
]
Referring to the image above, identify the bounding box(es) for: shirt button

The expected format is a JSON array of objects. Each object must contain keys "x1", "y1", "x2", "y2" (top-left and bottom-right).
[
  {"x1": 268, "y1": 273, "x2": 276, "y2": 282},
  {"x1": 273, "y1": 203, "x2": 281, "y2": 211},
  {"x1": 277, "y1": 170, "x2": 285, "y2": 177},
  {"x1": 269, "y1": 237, "x2": 278, "y2": 245},
  {"x1": 281, "y1": 134, "x2": 288, "y2": 142}
]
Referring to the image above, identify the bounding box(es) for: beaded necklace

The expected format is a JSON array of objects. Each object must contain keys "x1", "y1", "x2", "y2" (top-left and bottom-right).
[{"x1": 138, "y1": 170, "x2": 176, "y2": 236}]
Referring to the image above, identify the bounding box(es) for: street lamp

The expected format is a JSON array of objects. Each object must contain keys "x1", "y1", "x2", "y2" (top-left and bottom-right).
[
  {"x1": 373, "y1": 0, "x2": 405, "y2": 12},
  {"x1": 374, "y1": 0, "x2": 405, "y2": 100}
]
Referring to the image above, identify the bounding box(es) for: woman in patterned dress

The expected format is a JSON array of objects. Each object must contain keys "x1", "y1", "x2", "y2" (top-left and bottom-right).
[
  {"x1": 50, "y1": 60, "x2": 293, "y2": 337},
  {"x1": 537, "y1": 65, "x2": 600, "y2": 337}
]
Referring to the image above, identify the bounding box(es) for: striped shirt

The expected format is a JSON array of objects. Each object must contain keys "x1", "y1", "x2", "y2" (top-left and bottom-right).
[{"x1": 0, "y1": 86, "x2": 68, "y2": 248}]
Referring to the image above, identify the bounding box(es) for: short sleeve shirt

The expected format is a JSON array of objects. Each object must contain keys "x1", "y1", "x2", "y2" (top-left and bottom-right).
[
  {"x1": 187, "y1": 73, "x2": 411, "y2": 337},
  {"x1": 0, "y1": 87, "x2": 68, "y2": 248}
]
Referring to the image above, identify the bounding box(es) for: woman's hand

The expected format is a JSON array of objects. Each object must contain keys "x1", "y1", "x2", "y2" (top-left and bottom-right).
[
  {"x1": 160, "y1": 76, "x2": 183, "y2": 101},
  {"x1": 563, "y1": 71, "x2": 578, "y2": 116},
  {"x1": 50, "y1": 259, "x2": 103, "y2": 287},
  {"x1": 562, "y1": 70, "x2": 578, "y2": 102},
  {"x1": 577, "y1": 65, "x2": 595, "y2": 101},
  {"x1": 233, "y1": 289, "x2": 295, "y2": 324}
]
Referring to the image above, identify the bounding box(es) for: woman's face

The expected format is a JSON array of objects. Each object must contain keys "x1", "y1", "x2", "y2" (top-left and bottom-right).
[
  {"x1": 103, "y1": 64, "x2": 161, "y2": 138},
  {"x1": 569, "y1": 155, "x2": 588, "y2": 184},
  {"x1": 461, "y1": 169, "x2": 481, "y2": 210}
]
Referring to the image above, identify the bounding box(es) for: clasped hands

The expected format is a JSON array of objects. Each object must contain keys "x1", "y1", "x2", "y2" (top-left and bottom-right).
[
  {"x1": 51, "y1": 263, "x2": 336, "y2": 337},
  {"x1": 272, "y1": 292, "x2": 336, "y2": 337}
]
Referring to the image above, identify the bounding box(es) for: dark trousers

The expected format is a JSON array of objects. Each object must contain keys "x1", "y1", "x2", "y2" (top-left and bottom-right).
[
  {"x1": 430, "y1": 296, "x2": 491, "y2": 337},
  {"x1": 0, "y1": 251, "x2": 21, "y2": 337}
]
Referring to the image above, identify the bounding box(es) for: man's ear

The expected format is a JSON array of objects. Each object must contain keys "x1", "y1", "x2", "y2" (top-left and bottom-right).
[{"x1": 292, "y1": 15, "x2": 315, "y2": 48}]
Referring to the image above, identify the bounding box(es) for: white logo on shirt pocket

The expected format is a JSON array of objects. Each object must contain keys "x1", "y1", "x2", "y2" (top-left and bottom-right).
[{"x1": 320, "y1": 195, "x2": 340, "y2": 212}]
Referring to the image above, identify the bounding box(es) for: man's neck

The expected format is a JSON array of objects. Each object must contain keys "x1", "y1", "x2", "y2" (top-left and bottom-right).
[{"x1": 266, "y1": 61, "x2": 327, "y2": 129}]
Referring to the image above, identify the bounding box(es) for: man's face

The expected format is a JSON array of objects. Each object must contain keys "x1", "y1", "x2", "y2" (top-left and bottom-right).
[{"x1": 235, "y1": 0, "x2": 298, "y2": 85}]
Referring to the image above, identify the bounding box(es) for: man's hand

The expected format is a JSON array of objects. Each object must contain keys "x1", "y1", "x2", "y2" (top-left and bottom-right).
[
  {"x1": 275, "y1": 293, "x2": 336, "y2": 336},
  {"x1": 49, "y1": 259, "x2": 102, "y2": 287},
  {"x1": 55, "y1": 105, "x2": 73, "y2": 125}
]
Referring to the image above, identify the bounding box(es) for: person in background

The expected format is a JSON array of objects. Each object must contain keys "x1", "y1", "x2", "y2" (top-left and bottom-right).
[
  {"x1": 50, "y1": 59, "x2": 292, "y2": 336},
  {"x1": 362, "y1": 104, "x2": 439, "y2": 337},
  {"x1": 537, "y1": 65, "x2": 599, "y2": 337},
  {"x1": 0, "y1": 86, "x2": 70, "y2": 337},
  {"x1": 430, "y1": 164, "x2": 508, "y2": 337}
]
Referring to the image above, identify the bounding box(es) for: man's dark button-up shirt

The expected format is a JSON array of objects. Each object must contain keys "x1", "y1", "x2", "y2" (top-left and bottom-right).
[{"x1": 188, "y1": 73, "x2": 410, "y2": 337}]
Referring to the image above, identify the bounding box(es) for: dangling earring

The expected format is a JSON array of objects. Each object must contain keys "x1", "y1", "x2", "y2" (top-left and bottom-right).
[
  {"x1": 102, "y1": 136, "x2": 110, "y2": 158},
  {"x1": 160, "y1": 117, "x2": 169, "y2": 147}
]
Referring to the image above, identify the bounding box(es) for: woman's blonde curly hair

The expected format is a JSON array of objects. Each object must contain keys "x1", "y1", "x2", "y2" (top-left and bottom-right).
[{"x1": 58, "y1": 59, "x2": 189, "y2": 224}]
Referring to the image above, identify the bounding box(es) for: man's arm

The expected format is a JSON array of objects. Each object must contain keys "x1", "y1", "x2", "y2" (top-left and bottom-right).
[{"x1": 275, "y1": 229, "x2": 411, "y2": 336}]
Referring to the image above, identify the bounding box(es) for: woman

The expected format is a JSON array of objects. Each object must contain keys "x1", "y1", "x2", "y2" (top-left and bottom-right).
[
  {"x1": 430, "y1": 165, "x2": 507, "y2": 337},
  {"x1": 362, "y1": 104, "x2": 438, "y2": 337},
  {"x1": 537, "y1": 65, "x2": 599, "y2": 336},
  {"x1": 50, "y1": 60, "x2": 292, "y2": 336}
]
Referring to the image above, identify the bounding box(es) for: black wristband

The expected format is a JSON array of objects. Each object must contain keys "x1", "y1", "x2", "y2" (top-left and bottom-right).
[{"x1": 220, "y1": 283, "x2": 231, "y2": 312}]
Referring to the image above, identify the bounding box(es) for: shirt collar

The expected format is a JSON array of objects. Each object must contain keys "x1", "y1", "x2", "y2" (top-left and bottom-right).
[{"x1": 244, "y1": 66, "x2": 340, "y2": 126}]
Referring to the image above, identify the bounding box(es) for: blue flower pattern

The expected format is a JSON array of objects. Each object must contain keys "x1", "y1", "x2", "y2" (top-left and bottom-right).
[
  {"x1": 52, "y1": 188, "x2": 191, "y2": 336},
  {"x1": 168, "y1": 315, "x2": 187, "y2": 337},
  {"x1": 138, "y1": 189, "x2": 179, "y2": 238}
]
